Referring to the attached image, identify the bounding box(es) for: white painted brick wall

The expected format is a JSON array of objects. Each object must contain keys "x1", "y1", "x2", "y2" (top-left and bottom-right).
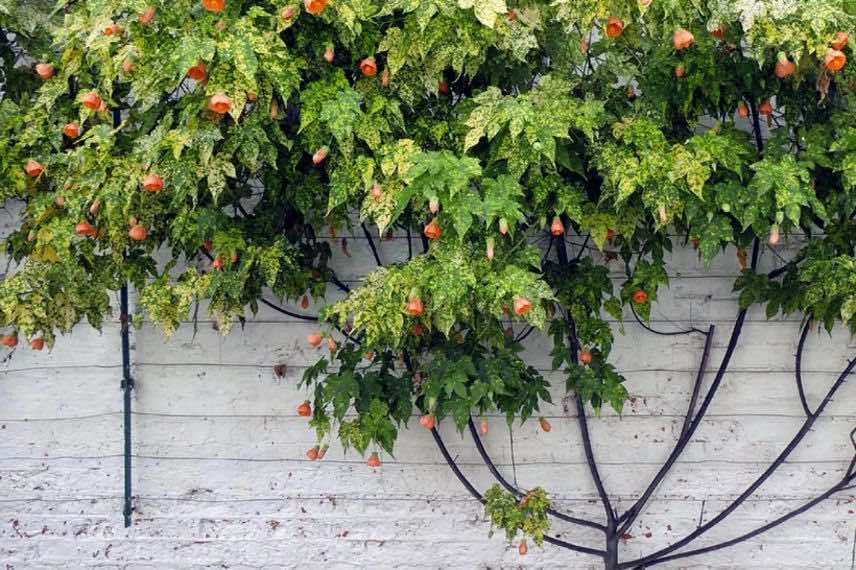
[{"x1": 1, "y1": 211, "x2": 854, "y2": 569}]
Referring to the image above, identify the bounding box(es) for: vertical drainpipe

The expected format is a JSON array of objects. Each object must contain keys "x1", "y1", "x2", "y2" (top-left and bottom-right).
[
  {"x1": 120, "y1": 284, "x2": 134, "y2": 528},
  {"x1": 114, "y1": 102, "x2": 134, "y2": 528}
]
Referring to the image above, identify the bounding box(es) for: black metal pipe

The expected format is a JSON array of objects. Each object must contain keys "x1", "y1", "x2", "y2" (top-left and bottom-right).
[
  {"x1": 747, "y1": 98, "x2": 766, "y2": 153},
  {"x1": 619, "y1": 309, "x2": 749, "y2": 536},
  {"x1": 406, "y1": 224, "x2": 413, "y2": 260},
  {"x1": 575, "y1": 394, "x2": 615, "y2": 525},
  {"x1": 329, "y1": 272, "x2": 351, "y2": 294},
  {"x1": 120, "y1": 284, "x2": 134, "y2": 528},
  {"x1": 430, "y1": 427, "x2": 483, "y2": 500},
  {"x1": 629, "y1": 303, "x2": 710, "y2": 337},
  {"x1": 259, "y1": 298, "x2": 319, "y2": 322},
  {"x1": 847, "y1": 428, "x2": 856, "y2": 478},
  {"x1": 573, "y1": 234, "x2": 591, "y2": 261}
]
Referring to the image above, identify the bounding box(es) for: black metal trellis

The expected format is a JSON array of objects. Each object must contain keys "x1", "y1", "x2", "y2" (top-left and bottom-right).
[
  {"x1": 354, "y1": 103, "x2": 855, "y2": 569},
  {"x1": 425, "y1": 229, "x2": 856, "y2": 569}
]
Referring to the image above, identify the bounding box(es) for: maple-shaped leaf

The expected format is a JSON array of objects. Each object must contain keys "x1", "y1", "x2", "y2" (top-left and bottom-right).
[
  {"x1": 458, "y1": 0, "x2": 508, "y2": 28},
  {"x1": 749, "y1": 155, "x2": 827, "y2": 227},
  {"x1": 481, "y1": 175, "x2": 525, "y2": 233}
]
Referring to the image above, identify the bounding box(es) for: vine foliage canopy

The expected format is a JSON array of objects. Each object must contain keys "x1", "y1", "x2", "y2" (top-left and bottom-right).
[{"x1": 1, "y1": 0, "x2": 855, "y2": 564}]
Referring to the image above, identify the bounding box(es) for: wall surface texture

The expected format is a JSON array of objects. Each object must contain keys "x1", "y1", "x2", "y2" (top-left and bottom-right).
[{"x1": 1, "y1": 210, "x2": 855, "y2": 569}]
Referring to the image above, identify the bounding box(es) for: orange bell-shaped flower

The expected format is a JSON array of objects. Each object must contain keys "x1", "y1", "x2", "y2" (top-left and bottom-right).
[
  {"x1": 673, "y1": 28, "x2": 695, "y2": 50},
  {"x1": 208, "y1": 93, "x2": 232, "y2": 114}
]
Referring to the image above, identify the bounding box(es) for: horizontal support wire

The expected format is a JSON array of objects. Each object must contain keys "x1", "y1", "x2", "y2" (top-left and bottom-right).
[
  {"x1": 3, "y1": 453, "x2": 851, "y2": 469},
  {"x1": 2, "y1": 490, "x2": 849, "y2": 507},
  {"x1": 17, "y1": 408, "x2": 855, "y2": 422}
]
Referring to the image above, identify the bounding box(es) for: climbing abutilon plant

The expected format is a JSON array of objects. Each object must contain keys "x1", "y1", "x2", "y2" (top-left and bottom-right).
[{"x1": 1, "y1": 0, "x2": 856, "y2": 567}]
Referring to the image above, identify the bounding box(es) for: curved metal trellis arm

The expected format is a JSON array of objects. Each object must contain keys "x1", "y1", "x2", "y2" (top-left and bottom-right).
[
  {"x1": 622, "y1": 356, "x2": 856, "y2": 568},
  {"x1": 622, "y1": 475, "x2": 856, "y2": 569},
  {"x1": 629, "y1": 303, "x2": 710, "y2": 337},
  {"x1": 573, "y1": 234, "x2": 591, "y2": 261},
  {"x1": 258, "y1": 298, "x2": 320, "y2": 322},
  {"x1": 847, "y1": 427, "x2": 856, "y2": 478},
  {"x1": 574, "y1": 392, "x2": 616, "y2": 527},
  {"x1": 553, "y1": 227, "x2": 616, "y2": 528},
  {"x1": 679, "y1": 324, "x2": 715, "y2": 439},
  {"x1": 226, "y1": 206, "x2": 353, "y2": 295},
  {"x1": 617, "y1": 323, "x2": 716, "y2": 530},
  {"x1": 616, "y1": 239, "x2": 761, "y2": 535},
  {"x1": 257, "y1": 297, "x2": 364, "y2": 345},
  {"x1": 514, "y1": 325, "x2": 536, "y2": 344},
  {"x1": 328, "y1": 272, "x2": 352, "y2": 295},
  {"x1": 465, "y1": 418, "x2": 607, "y2": 532},
  {"x1": 794, "y1": 318, "x2": 814, "y2": 417},
  {"x1": 399, "y1": 232, "x2": 606, "y2": 555},
  {"x1": 615, "y1": 332, "x2": 721, "y2": 529},
  {"x1": 197, "y1": 246, "x2": 353, "y2": 329},
  {"x1": 767, "y1": 261, "x2": 796, "y2": 280},
  {"x1": 361, "y1": 223, "x2": 384, "y2": 267},
  {"x1": 429, "y1": 427, "x2": 606, "y2": 558}
]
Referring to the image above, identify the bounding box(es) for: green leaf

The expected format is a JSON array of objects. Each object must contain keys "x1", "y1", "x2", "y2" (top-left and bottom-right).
[
  {"x1": 458, "y1": 0, "x2": 507, "y2": 28},
  {"x1": 172, "y1": 36, "x2": 217, "y2": 76},
  {"x1": 694, "y1": 215, "x2": 734, "y2": 265}
]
